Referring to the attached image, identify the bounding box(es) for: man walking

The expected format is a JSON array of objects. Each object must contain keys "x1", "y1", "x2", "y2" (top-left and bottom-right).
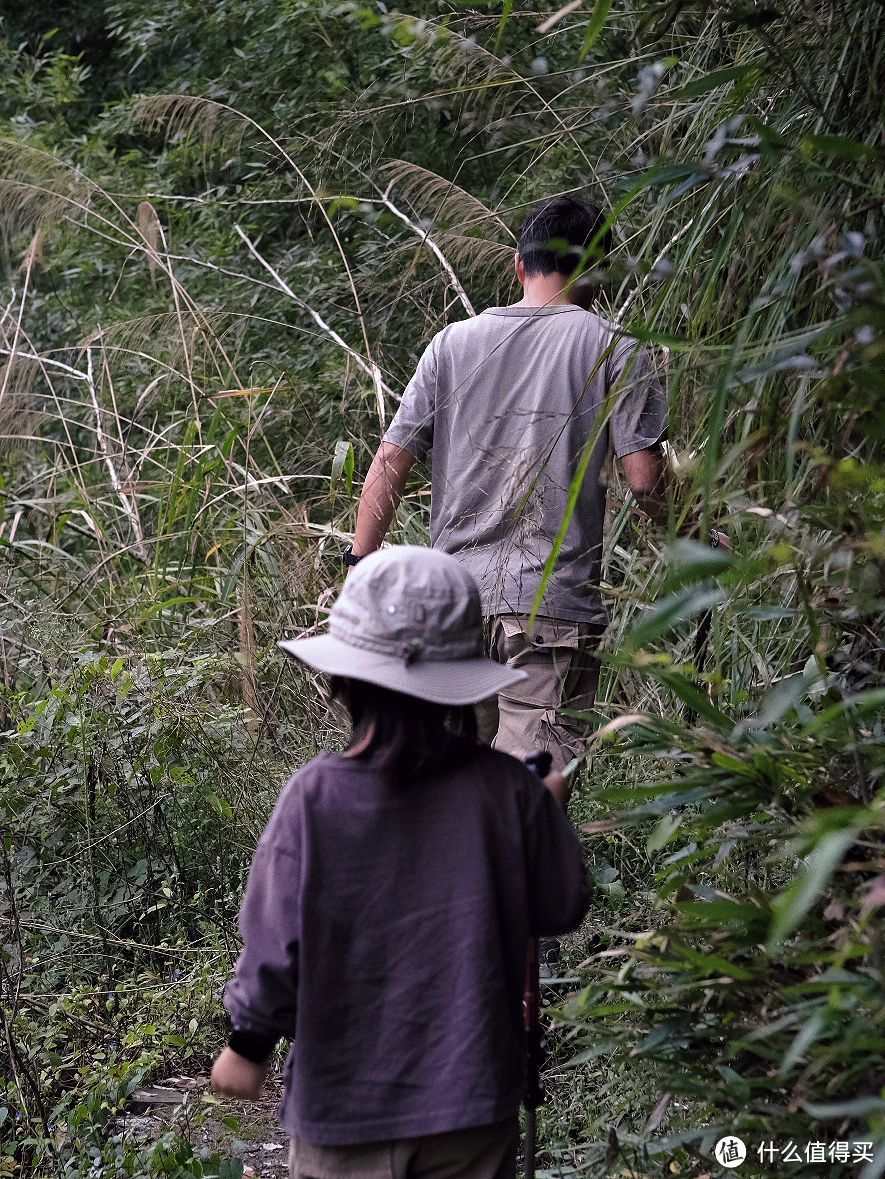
[{"x1": 347, "y1": 195, "x2": 668, "y2": 774}]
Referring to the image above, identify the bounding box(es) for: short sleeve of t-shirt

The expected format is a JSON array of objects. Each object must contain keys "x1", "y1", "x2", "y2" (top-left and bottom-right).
[
  {"x1": 608, "y1": 341, "x2": 668, "y2": 458},
  {"x1": 383, "y1": 337, "x2": 438, "y2": 461}
]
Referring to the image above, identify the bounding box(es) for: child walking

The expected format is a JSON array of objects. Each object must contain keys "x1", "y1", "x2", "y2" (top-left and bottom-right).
[{"x1": 211, "y1": 546, "x2": 591, "y2": 1179}]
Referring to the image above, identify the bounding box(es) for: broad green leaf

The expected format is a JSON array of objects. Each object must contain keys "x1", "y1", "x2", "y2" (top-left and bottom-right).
[
  {"x1": 624, "y1": 585, "x2": 725, "y2": 651},
  {"x1": 667, "y1": 63, "x2": 762, "y2": 101},
  {"x1": 563, "y1": 1041, "x2": 621, "y2": 1066},
  {"x1": 646, "y1": 812, "x2": 681, "y2": 853},
  {"x1": 326, "y1": 194, "x2": 361, "y2": 217},
  {"x1": 631, "y1": 1023, "x2": 678, "y2": 1054},
  {"x1": 768, "y1": 829, "x2": 857, "y2": 948},
  {"x1": 802, "y1": 134, "x2": 878, "y2": 159},
  {"x1": 669, "y1": 942, "x2": 753, "y2": 980},
  {"x1": 660, "y1": 539, "x2": 734, "y2": 590},
  {"x1": 624, "y1": 326, "x2": 692, "y2": 349},
  {"x1": 743, "y1": 673, "x2": 808, "y2": 730},
  {"x1": 579, "y1": 0, "x2": 611, "y2": 60},
  {"x1": 651, "y1": 669, "x2": 732, "y2": 729},
  {"x1": 330, "y1": 439, "x2": 355, "y2": 499},
  {"x1": 675, "y1": 900, "x2": 765, "y2": 928}
]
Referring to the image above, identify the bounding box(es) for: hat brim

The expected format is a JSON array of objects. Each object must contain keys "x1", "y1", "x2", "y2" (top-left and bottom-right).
[{"x1": 278, "y1": 634, "x2": 526, "y2": 706}]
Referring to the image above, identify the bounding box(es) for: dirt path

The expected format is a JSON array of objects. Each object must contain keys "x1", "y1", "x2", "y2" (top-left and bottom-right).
[{"x1": 119, "y1": 1074, "x2": 291, "y2": 1176}]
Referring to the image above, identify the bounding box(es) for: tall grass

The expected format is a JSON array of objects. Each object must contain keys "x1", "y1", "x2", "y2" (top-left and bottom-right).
[{"x1": 1, "y1": 1, "x2": 883, "y2": 1175}]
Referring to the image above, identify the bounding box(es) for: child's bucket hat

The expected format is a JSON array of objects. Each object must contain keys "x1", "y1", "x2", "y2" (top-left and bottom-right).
[{"x1": 278, "y1": 545, "x2": 526, "y2": 705}]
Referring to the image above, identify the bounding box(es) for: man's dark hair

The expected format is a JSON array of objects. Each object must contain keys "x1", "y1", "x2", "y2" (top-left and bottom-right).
[
  {"x1": 518, "y1": 195, "x2": 612, "y2": 278},
  {"x1": 331, "y1": 677, "x2": 477, "y2": 778}
]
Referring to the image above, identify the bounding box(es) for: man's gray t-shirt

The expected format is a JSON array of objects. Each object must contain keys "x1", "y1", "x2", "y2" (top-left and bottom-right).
[{"x1": 383, "y1": 305, "x2": 667, "y2": 624}]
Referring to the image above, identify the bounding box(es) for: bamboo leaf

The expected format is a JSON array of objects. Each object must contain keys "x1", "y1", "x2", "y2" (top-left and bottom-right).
[
  {"x1": 768, "y1": 830, "x2": 857, "y2": 949},
  {"x1": 660, "y1": 540, "x2": 734, "y2": 591},
  {"x1": 802, "y1": 688, "x2": 885, "y2": 736},
  {"x1": 802, "y1": 134, "x2": 878, "y2": 159},
  {"x1": 579, "y1": 0, "x2": 612, "y2": 61},
  {"x1": 646, "y1": 813, "x2": 682, "y2": 853},
  {"x1": 667, "y1": 63, "x2": 762, "y2": 101},
  {"x1": 778, "y1": 1010, "x2": 824, "y2": 1076},
  {"x1": 330, "y1": 439, "x2": 354, "y2": 499},
  {"x1": 624, "y1": 585, "x2": 725, "y2": 651},
  {"x1": 802, "y1": 1096, "x2": 885, "y2": 1120},
  {"x1": 651, "y1": 669, "x2": 732, "y2": 730},
  {"x1": 494, "y1": 0, "x2": 515, "y2": 52}
]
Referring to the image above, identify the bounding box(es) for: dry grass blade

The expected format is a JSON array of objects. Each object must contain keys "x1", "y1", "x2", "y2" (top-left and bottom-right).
[
  {"x1": 137, "y1": 202, "x2": 162, "y2": 285},
  {"x1": 133, "y1": 93, "x2": 386, "y2": 423}
]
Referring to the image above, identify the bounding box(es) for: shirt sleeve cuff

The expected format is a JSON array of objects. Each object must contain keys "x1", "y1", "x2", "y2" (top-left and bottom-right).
[
  {"x1": 382, "y1": 428, "x2": 429, "y2": 460},
  {"x1": 614, "y1": 429, "x2": 667, "y2": 459},
  {"x1": 228, "y1": 1028, "x2": 280, "y2": 1064}
]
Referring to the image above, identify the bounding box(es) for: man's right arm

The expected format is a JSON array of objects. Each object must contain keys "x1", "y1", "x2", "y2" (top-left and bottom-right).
[{"x1": 351, "y1": 441, "x2": 416, "y2": 558}]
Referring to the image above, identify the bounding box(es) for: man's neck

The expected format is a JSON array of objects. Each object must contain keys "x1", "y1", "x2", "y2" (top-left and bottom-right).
[{"x1": 514, "y1": 273, "x2": 577, "y2": 308}]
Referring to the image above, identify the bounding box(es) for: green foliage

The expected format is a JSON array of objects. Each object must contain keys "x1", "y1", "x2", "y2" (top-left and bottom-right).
[{"x1": 0, "y1": 0, "x2": 883, "y2": 1174}]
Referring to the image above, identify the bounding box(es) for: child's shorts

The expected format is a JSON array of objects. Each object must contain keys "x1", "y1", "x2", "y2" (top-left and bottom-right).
[{"x1": 289, "y1": 1118, "x2": 519, "y2": 1178}]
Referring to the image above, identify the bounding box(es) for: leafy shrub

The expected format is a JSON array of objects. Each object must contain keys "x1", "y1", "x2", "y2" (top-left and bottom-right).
[{"x1": 1, "y1": 1, "x2": 883, "y2": 1175}]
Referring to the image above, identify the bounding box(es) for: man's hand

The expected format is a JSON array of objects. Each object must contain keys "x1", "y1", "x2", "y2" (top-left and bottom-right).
[{"x1": 210, "y1": 1046, "x2": 270, "y2": 1100}]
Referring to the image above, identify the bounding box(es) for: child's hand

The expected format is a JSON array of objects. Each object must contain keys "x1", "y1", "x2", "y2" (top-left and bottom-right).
[
  {"x1": 210, "y1": 1046, "x2": 270, "y2": 1100},
  {"x1": 543, "y1": 769, "x2": 572, "y2": 811}
]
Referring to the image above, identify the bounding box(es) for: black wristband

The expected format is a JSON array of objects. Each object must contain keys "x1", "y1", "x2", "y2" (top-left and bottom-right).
[
  {"x1": 343, "y1": 548, "x2": 364, "y2": 568},
  {"x1": 227, "y1": 1028, "x2": 279, "y2": 1064}
]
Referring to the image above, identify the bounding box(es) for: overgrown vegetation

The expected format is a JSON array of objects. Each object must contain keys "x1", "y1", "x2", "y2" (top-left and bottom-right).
[{"x1": 1, "y1": 2, "x2": 883, "y2": 1176}]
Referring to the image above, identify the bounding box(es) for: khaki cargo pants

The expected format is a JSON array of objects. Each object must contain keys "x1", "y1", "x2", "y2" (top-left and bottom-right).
[
  {"x1": 289, "y1": 1119, "x2": 518, "y2": 1178},
  {"x1": 474, "y1": 615, "x2": 604, "y2": 774}
]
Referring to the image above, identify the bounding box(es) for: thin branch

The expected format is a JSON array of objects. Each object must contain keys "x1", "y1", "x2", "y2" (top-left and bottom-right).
[
  {"x1": 233, "y1": 224, "x2": 396, "y2": 401},
  {"x1": 85, "y1": 347, "x2": 147, "y2": 560},
  {"x1": 379, "y1": 188, "x2": 475, "y2": 316}
]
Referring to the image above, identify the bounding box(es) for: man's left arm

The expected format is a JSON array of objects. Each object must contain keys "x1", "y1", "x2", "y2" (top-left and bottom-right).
[
  {"x1": 621, "y1": 446, "x2": 667, "y2": 524},
  {"x1": 609, "y1": 342, "x2": 669, "y2": 523}
]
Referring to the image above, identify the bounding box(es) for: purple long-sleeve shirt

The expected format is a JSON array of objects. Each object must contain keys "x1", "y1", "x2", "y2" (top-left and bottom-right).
[{"x1": 223, "y1": 745, "x2": 590, "y2": 1146}]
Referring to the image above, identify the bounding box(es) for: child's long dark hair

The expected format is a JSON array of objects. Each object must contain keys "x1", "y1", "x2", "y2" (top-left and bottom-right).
[{"x1": 331, "y1": 677, "x2": 478, "y2": 777}]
